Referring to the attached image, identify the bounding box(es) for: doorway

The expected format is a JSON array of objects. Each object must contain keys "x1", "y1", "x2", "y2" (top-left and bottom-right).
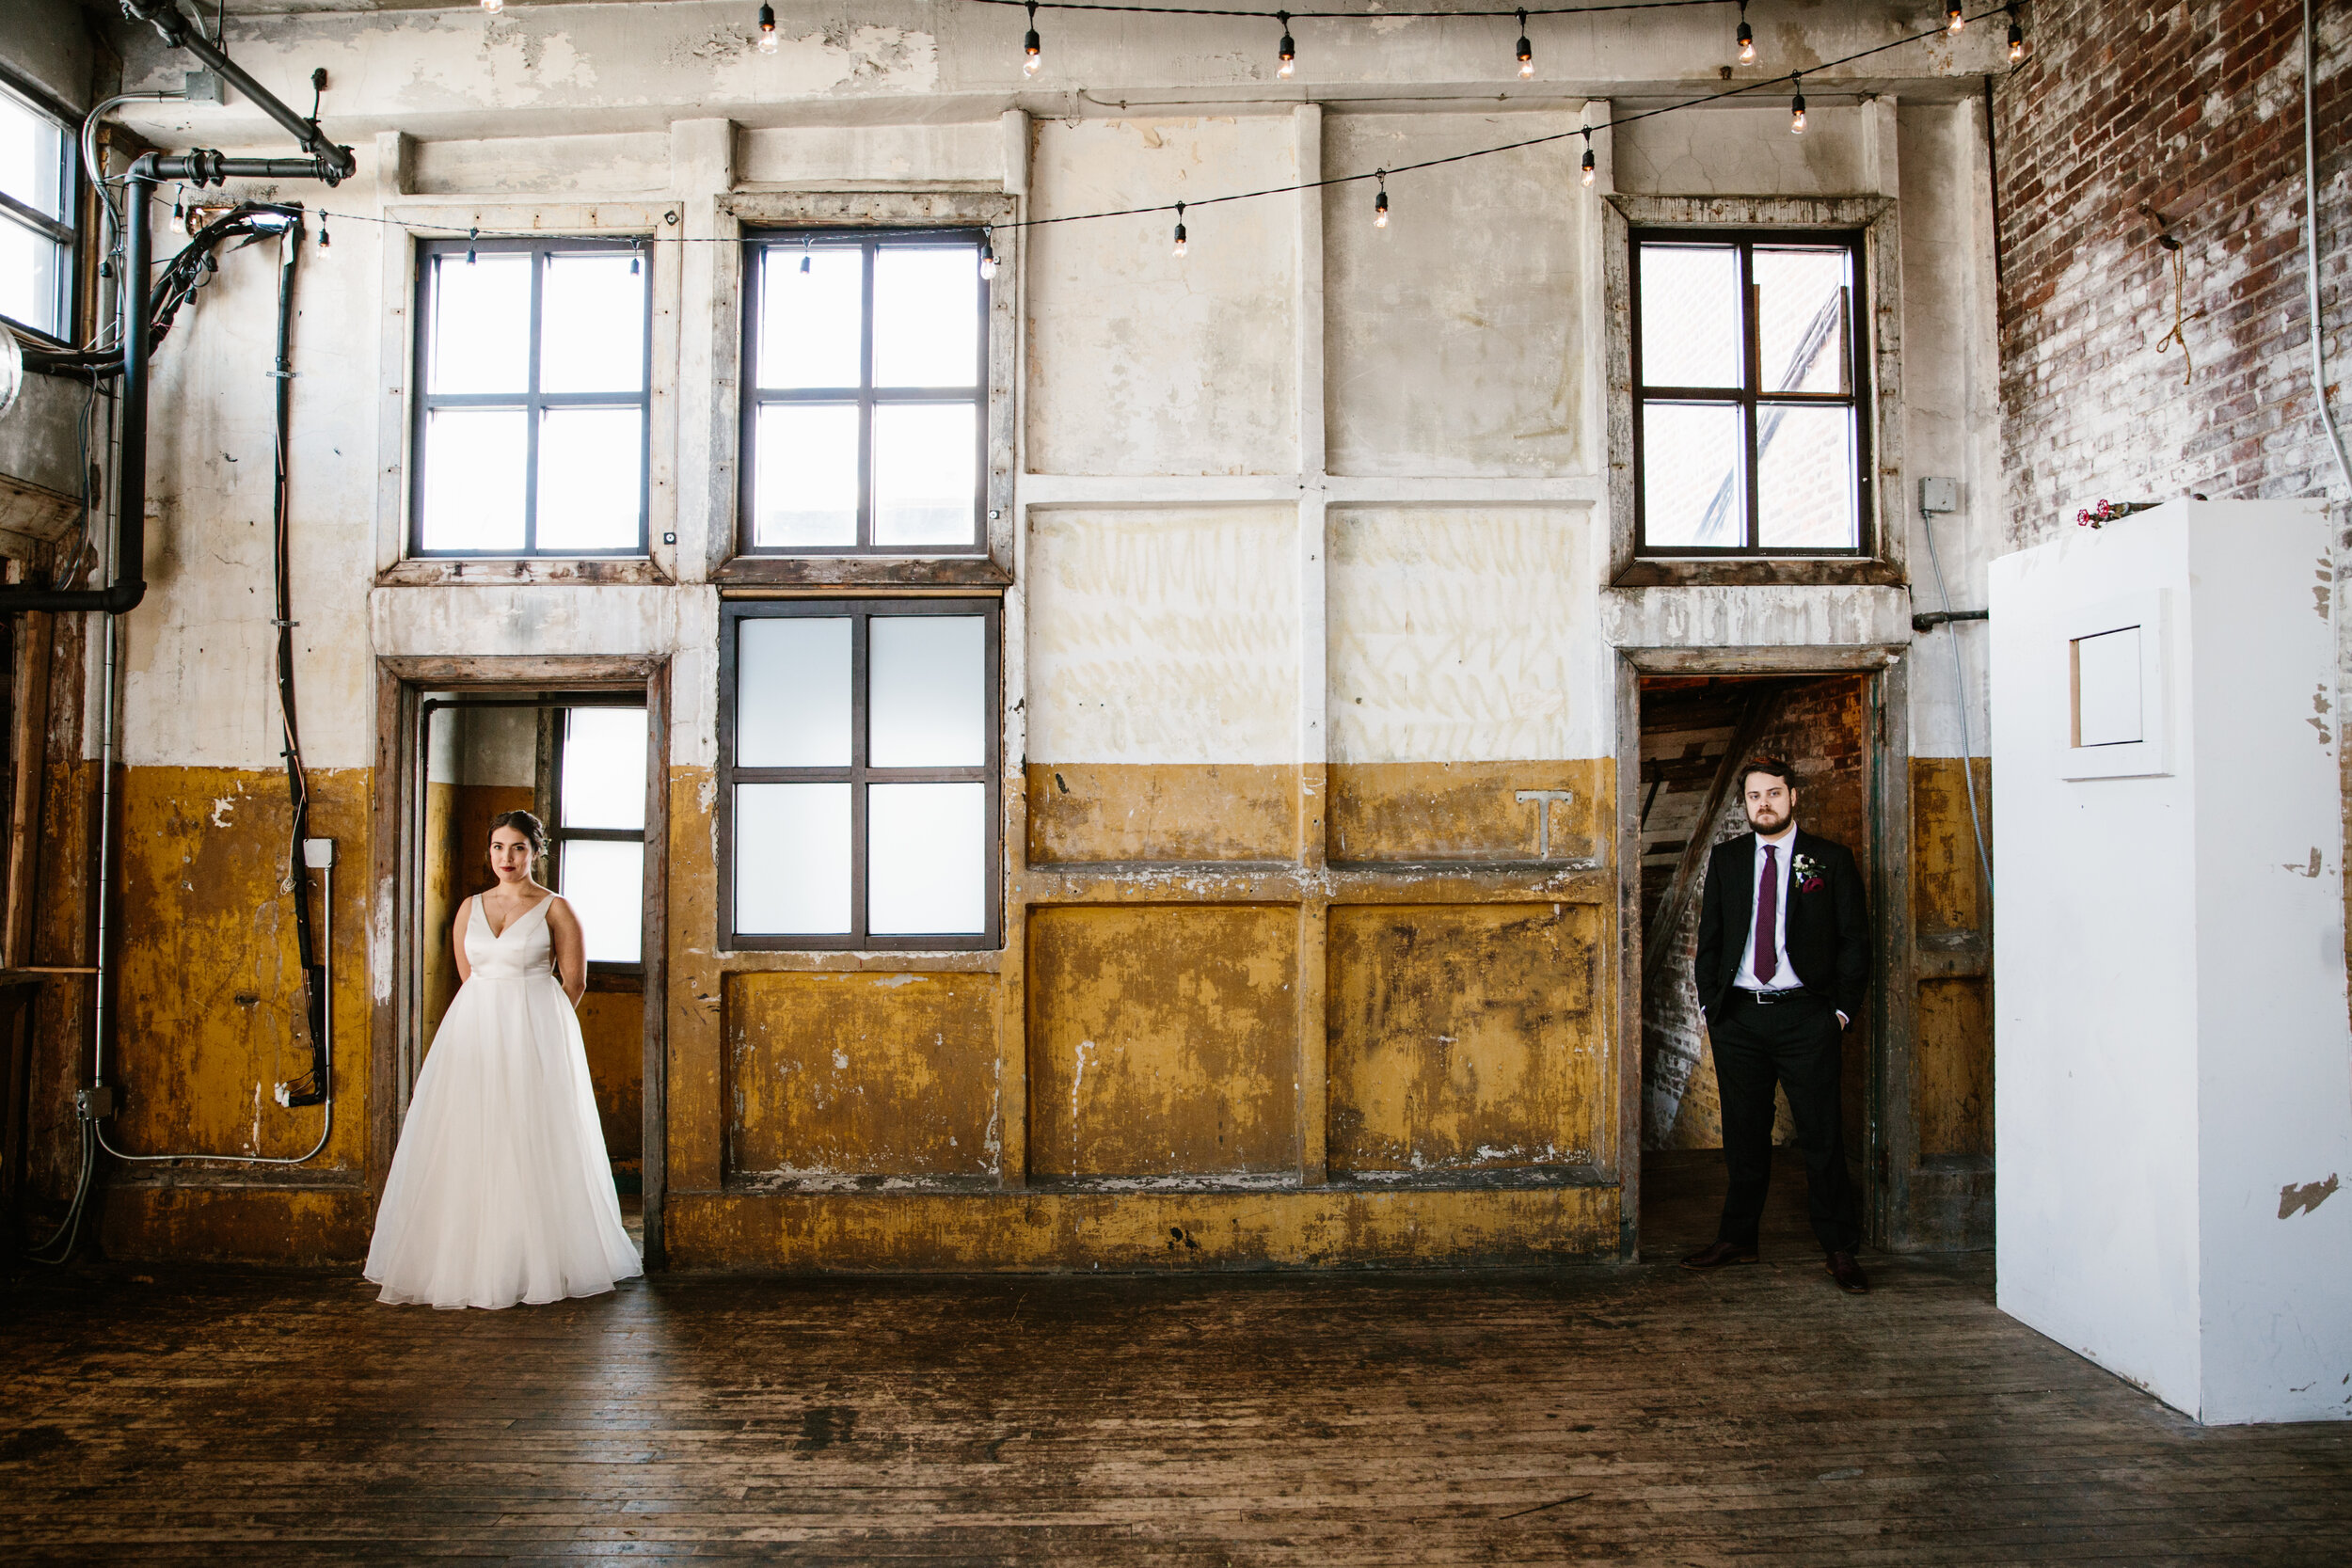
[
  {"x1": 1630, "y1": 668, "x2": 1886, "y2": 1248},
  {"x1": 374, "y1": 657, "x2": 671, "y2": 1265}
]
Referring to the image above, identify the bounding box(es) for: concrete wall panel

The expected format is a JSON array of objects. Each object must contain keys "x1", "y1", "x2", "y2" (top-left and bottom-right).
[
  {"x1": 1025, "y1": 763, "x2": 1298, "y2": 863},
  {"x1": 1613, "y1": 105, "x2": 1868, "y2": 197},
  {"x1": 1327, "y1": 759, "x2": 1610, "y2": 865}
]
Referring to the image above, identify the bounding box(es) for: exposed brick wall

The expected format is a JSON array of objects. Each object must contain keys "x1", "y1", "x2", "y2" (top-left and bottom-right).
[{"x1": 1994, "y1": 0, "x2": 2351, "y2": 542}]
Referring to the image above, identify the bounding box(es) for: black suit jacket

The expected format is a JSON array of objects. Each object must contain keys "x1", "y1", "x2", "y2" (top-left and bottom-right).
[{"x1": 1692, "y1": 828, "x2": 1870, "y2": 1021}]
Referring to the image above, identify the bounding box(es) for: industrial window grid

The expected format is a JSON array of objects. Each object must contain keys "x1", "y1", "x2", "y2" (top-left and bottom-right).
[
  {"x1": 738, "y1": 227, "x2": 990, "y2": 557},
  {"x1": 408, "y1": 235, "x2": 653, "y2": 559},
  {"x1": 1629, "y1": 228, "x2": 1871, "y2": 558},
  {"x1": 718, "y1": 598, "x2": 1002, "y2": 952},
  {"x1": 547, "y1": 704, "x2": 648, "y2": 977},
  {"x1": 0, "y1": 75, "x2": 77, "y2": 346}
]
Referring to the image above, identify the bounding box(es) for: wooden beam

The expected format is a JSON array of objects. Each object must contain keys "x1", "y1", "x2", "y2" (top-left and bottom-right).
[{"x1": 1640, "y1": 687, "x2": 1786, "y2": 994}]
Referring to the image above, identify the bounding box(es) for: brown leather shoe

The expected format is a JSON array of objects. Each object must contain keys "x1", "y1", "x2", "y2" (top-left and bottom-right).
[
  {"x1": 1825, "y1": 1251, "x2": 1869, "y2": 1293},
  {"x1": 1680, "y1": 1240, "x2": 1759, "y2": 1271}
]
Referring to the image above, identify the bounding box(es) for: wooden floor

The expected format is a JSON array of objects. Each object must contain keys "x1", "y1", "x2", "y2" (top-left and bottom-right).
[{"x1": 4, "y1": 1153, "x2": 2347, "y2": 1565}]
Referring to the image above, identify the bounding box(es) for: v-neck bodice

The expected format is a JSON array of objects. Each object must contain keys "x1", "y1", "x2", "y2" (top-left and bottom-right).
[{"x1": 466, "y1": 893, "x2": 556, "y2": 980}]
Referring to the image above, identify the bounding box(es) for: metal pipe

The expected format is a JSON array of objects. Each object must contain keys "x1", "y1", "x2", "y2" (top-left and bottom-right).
[
  {"x1": 120, "y1": 0, "x2": 356, "y2": 182},
  {"x1": 1911, "y1": 609, "x2": 1989, "y2": 631}
]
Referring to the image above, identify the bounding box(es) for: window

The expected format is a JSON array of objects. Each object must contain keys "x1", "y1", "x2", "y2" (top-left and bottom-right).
[
  {"x1": 410, "y1": 237, "x2": 650, "y2": 556},
  {"x1": 0, "y1": 82, "x2": 74, "y2": 344},
  {"x1": 739, "y1": 230, "x2": 988, "y2": 556},
  {"x1": 1630, "y1": 230, "x2": 1868, "y2": 556},
  {"x1": 549, "y1": 705, "x2": 648, "y2": 968},
  {"x1": 720, "y1": 600, "x2": 1000, "y2": 950}
]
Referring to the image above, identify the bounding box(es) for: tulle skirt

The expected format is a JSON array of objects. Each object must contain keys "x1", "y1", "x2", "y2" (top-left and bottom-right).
[{"x1": 364, "y1": 972, "x2": 642, "y2": 1309}]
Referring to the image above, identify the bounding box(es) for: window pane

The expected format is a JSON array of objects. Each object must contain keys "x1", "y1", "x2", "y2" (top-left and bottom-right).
[
  {"x1": 536, "y1": 406, "x2": 643, "y2": 550},
  {"x1": 1757, "y1": 404, "x2": 1858, "y2": 549},
  {"x1": 872, "y1": 403, "x2": 977, "y2": 546},
  {"x1": 429, "y1": 252, "x2": 532, "y2": 394},
  {"x1": 867, "y1": 783, "x2": 986, "y2": 936},
  {"x1": 561, "y1": 707, "x2": 648, "y2": 831},
  {"x1": 540, "y1": 253, "x2": 645, "y2": 393},
  {"x1": 757, "y1": 245, "x2": 863, "y2": 389},
  {"x1": 870, "y1": 616, "x2": 985, "y2": 767},
  {"x1": 1755, "y1": 247, "x2": 1851, "y2": 394},
  {"x1": 559, "y1": 839, "x2": 644, "y2": 963},
  {"x1": 754, "y1": 404, "x2": 859, "y2": 547},
  {"x1": 873, "y1": 245, "x2": 980, "y2": 388},
  {"x1": 1641, "y1": 402, "x2": 1744, "y2": 548},
  {"x1": 736, "y1": 783, "x2": 851, "y2": 935},
  {"x1": 419, "y1": 407, "x2": 527, "y2": 551},
  {"x1": 0, "y1": 92, "x2": 65, "y2": 222},
  {"x1": 0, "y1": 215, "x2": 63, "y2": 339},
  {"x1": 736, "y1": 617, "x2": 851, "y2": 768},
  {"x1": 1637, "y1": 244, "x2": 1741, "y2": 389}
]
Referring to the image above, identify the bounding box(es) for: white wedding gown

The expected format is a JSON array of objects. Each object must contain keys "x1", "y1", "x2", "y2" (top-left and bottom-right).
[{"x1": 365, "y1": 892, "x2": 643, "y2": 1308}]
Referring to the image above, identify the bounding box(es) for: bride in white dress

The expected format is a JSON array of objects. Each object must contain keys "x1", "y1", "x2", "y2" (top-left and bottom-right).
[{"x1": 365, "y1": 811, "x2": 643, "y2": 1308}]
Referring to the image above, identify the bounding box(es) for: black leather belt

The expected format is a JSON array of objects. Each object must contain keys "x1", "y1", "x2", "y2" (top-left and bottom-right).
[{"x1": 1735, "y1": 987, "x2": 1810, "y2": 1005}]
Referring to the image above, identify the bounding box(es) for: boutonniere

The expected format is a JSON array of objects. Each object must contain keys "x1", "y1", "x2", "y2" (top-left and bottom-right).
[{"x1": 1791, "y1": 852, "x2": 1827, "y2": 894}]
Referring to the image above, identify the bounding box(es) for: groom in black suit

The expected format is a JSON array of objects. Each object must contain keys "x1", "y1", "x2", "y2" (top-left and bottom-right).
[{"x1": 1680, "y1": 755, "x2": 1873, "y2": 1293}]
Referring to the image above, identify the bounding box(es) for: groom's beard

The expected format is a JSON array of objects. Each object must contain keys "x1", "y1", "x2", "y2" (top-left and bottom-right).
[{"x1": 1747, "y1": 805, "x2": 1792, "y2": 834}]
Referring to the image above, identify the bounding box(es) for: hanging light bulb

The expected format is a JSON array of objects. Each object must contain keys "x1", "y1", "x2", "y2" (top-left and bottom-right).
[
  {"x1": 1517, "y1": 10, "x2": 1534, "y2": 78},
  {"x1": 480, "y1": 0, "x2": 501, "y2": 14},
  {"x1": 1947, "y1": 0, "x2": 1964, "y2": 33},
  {"x1": 979, "y1": 230, "x2": 998, "y2": 281},
  {"x1": 2008, "y1": 6, "x2": 2026, "y2": 61},
  {"x1": 1024, "y1": 2, "x2": 1041, "y2": 76},
  {"x1": 317, "y1": 212, "x2": 330, "y2": 250},
  {"x1": 1171, "y1": 202, "x2": 1187, "y2": 259},
  {"x1": 629, "y1": 239, "x2": 642, "y2": 276},
  {"x1": 1374, "y1": 173, "x2": 1389, "y2": 229},
  {"x1": 757, "y1": 3, "x2": 778, "y2": 54},
  {"x1": 466, "y1": 225, "x2": 479, "y2": 264},
  {"x1": 800, "y1": 235, "x2": 812, "y2": 274},
  {"x1": 1277, "y1": 14, "x2": 1295, "y2": 79},
  {"x1": 1737, "y1": 1, "x2": 1755, "y2": 64},
  {"x1": 1789, "y1": 74, "x2": 1805, "y2": 135},
  {"x1": 1581, "y1": 129, "x2": 1596, "y2": 187}
]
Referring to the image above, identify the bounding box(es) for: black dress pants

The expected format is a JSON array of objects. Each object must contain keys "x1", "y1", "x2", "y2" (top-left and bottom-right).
[{"x1": 1708, "y1": 990, "x2": 1862, "y2": 1255}]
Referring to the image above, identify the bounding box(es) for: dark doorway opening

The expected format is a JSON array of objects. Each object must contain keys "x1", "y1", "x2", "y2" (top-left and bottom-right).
[{"x1": 1634, "y1": 672, "x2": 1877, "y2": 1239}]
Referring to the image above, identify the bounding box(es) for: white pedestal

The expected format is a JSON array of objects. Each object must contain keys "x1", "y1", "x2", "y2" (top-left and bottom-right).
[{"x1": 1989, "y1": 499, "x2": 2352, "y2": 1425}]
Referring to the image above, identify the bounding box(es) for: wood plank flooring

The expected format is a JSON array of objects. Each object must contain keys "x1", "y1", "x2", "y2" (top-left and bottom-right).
[{"x1": 3, "y1": 1153, "x2": 2346, "y2": 1565}]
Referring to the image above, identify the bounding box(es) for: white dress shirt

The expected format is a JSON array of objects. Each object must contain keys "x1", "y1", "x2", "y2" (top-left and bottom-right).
[{"x1": 1733, "y1": 823, "x2": 1802, "y2": 992}]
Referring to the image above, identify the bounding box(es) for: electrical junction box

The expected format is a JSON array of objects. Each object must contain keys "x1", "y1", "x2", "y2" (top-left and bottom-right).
[
  {"x1": 1919, "y1": 476, "x2": 1960, "y2": 515},
  {"x1": 75, "y1": 1085, "x2": 116, "y2": 1121},
  {"x1": 303, "y1": 837, "x2": 335, "y2": 869}
]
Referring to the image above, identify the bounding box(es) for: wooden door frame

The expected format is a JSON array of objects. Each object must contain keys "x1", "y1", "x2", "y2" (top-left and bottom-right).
[
  {"x1": 371, "y1": 654, "x2": 674, "y2": 1268},
  {"x1": 1613, "y1": 643, "x2": 1922, "y2": 1255}
]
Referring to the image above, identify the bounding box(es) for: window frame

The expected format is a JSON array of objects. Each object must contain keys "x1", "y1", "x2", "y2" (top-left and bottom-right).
[
  {"x1": 0, "y1": 73, "x2": 79, "y2": 348},
  {"x1": 1629, "y1": 226, "x2": 1872, "y2": 561},
  {"x1": 407, "y1": 234, "x2": 654, "y2": 560},
  {"x1": 737, "y1": 226, "x2": 991, "y2": 559},
  {"x1": 548, "y1": 703, "x2": 649, "y2": 979},
  {"x1": 718, "y1": 597, "x2": 1003, "y2": 953}
]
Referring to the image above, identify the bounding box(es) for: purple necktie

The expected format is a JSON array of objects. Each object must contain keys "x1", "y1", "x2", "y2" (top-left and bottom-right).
[{"x1": 1755, "y1": 845, "x2": 1779, "y2": 984}]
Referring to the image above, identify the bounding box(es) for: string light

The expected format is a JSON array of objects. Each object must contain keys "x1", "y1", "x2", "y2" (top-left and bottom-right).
[
  {"x1": 1789, "y1": 73, "x2": 1805, "y2": 134},
  {"x1": 979, "y1": 230, "x2": 998, "y2": 280},
  {"x1": 466, "y1": 225, "x2": 478, "y2": 263},
  {"x1": 317, "y1": 212, "x2": 329, "y2": 249},
  {"x1": 1946, "y1": 1, "x2": 1964, "y2": 33},
  {"x1": 1171, "y1": 202, "x2": 1187, "y2": 258},
  {"x1": 758, "y1": 3, "x2": 779, "y2": 54},
  {"x1": 1277, "y1": 13, "x2": 1295, "y2": 79},
  {"x1": 479, "y1": 0, "x2": 501, "y2": 13},
  {"x1": 629, "y1": 238, "x2": 642, "y2": 275},
  {"x1": 1580, "y1": 127, "x2": 1595, "y2": 186},
  {"x1": 1374, "y1": 172, "x2": 1389, "y2": 228},
  {"x1": 1737, "y1": 1, "x2": 1755, "y2": 64},
  {"x1": 2008, "y1": 6, "x2": 2026, "y2": 61},
  {"x1": 1517, "y1": 10, "x2": 1534, "y2": 78},
  {"x1": 800, "y1": 235, "x2": 812, "y2": 273},
  {"x1": 1024, "y1": 2, "x2": 1041, "y2": 75}
]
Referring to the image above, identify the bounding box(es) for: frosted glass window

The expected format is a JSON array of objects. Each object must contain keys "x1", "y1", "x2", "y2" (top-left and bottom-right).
[
  {"x1": 1640, "y1": 404, "x2": 1743, "y2": 549},
  {"x1": 540, "y1": 254, "x2": 645, "y2": 393},
  {"x1": 1756, "y1": 404, "x2": 1858, "y2": 550},
  {"x1": 1639, "y1": 245, "x2": 1740, "y2": 388},
  {"x1": 736, "y1": 618, "x2": 852, "y2": 768},
  {"x1": 536, "y1": 407, "x2": 643, "y2": 550},
  {"x1": 2074, "y1": 628, "x2": 2143, "y2": 748},
  {"x1": 736, "y1": 784, "x2": 853, "y2": 935},
  {"x1": 759, "y1": 246, "x2": 864, "y2": 389},
  {"x1": 429, "y1": 254, "x2": 531, "y2": 394},
  {"x1": 867, "y1": 784, "x2": 987, "y2": 936},
  {"x1": 0, "y1": 90, "x2": 72, "y2": 343},
  {"x1": 419, "y1": 408, "x2": 527, "y2": 552},
  {"x1": 754, "y1": 404, "x2": 860, "y2": 547},
  {"x1": 560, "y1": 708, "x2": 648, "y2": 831},
  {"x1": 873, "y1": 404, "x2": 977, "y2": 546},
  {"x1": 1755, "y1": 247, "x2": 1851, "y2": 395},
  {"x1": 0, "y1": 91, "x2": 67, "y2": 219},
  {"x1": 873, "y1": 247, "x2": 980, "y2": 387},
  {"x1": 0, "y1": 215, "x2": 64, "y2": 340},
  {"x1": 870, "y1": 616, "x2": 986, "y2": 767},
  {"x1": 560, "y1": 840, "x2": 644, "y2": 963}
]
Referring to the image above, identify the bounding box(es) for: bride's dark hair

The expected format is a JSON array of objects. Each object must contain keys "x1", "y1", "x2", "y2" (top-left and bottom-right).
[{"x1": 487, "y1": 809, "x2": 548, "y2": 855}]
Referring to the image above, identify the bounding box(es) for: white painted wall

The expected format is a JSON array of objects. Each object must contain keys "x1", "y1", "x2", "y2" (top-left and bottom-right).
[{"x1": 1991, "y1": 500, "x2": 2352, "y2": 1424}]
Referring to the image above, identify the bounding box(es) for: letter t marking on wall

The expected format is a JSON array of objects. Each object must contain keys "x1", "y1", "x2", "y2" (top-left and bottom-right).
[{"x1": 1515, "y1": 789, "x2": 1575, "y2": 860}]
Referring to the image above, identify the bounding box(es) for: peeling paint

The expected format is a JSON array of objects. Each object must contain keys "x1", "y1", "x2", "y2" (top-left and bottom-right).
[{"x1": 2279, "y1": 1174, "x2": 2340, "y2": 1219}]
